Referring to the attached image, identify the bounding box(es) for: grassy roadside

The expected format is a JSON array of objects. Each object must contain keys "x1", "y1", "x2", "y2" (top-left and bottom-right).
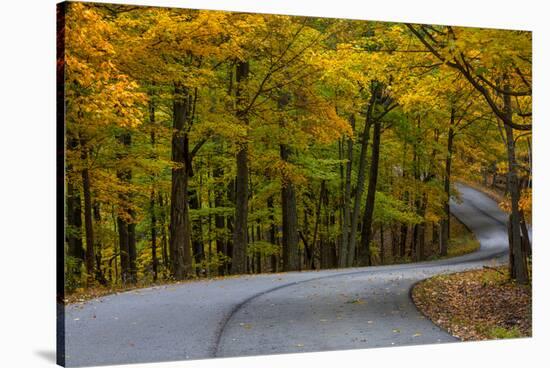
[{"x1": 412, "y1": 267, "x2": 532, "y2": 341}]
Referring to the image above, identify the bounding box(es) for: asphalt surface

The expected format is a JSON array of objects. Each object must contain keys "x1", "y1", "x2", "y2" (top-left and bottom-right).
[{"x1": 64, "y1": 183, "x2": 510, "y2": 367}]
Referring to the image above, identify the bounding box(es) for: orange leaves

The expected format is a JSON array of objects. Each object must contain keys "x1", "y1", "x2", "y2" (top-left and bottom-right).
[{"x1": 65, "y1": 3, "x2": 146, "y2": 129}]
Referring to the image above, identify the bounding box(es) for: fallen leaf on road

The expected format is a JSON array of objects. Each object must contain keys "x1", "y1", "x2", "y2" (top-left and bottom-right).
[{"x1": 239, "y1": 323, "x2": 253, "y2": 330}]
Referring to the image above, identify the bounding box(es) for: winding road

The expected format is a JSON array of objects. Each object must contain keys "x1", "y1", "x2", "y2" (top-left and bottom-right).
[{"x1": 64, "y1": 183, "x2": 510, "y2": 367}]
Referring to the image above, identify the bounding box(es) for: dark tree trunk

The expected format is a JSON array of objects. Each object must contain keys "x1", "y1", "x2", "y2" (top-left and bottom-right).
[
  {"x1": 311, "y1": 181, "x2": 325, "y2": 270},
  {"x1": 214, "y1": 163, "x2": 227, "y2": 276},
  {"x1": 158, "y1": 193, "x2": 169, "y2": 277},
  {"x1": 503, "y1": 83, "x2": 528, "y2": 283},
  {"x1": 348, "y1": 114, "x2": 372, "y2": 267},
  {"x1": 80, "y1": 143, "x2": 95, "y2": 285},
  {"x1": 431, "y1": 222, "x2": 439, "y2": 256},
  {"x1": 128, "y1": 211, "x2": 137, "y2": 283},
  {"x1": 399, "y1": 222, "x2": 408, "y2": 258},
  {"x1": 440, "y1": 112, "x2": 454, "y2": 257},
  {"x1": 339, "y1": 115, "x2": 354, "y2": 268},
  {"x1": 415, "y1": 194, "x2": 427, "y2": 261},
  {"x1": 170, "y1": 83, "x2": 193, "y2": 280},
  {"x1": 115, "y1": 132, "x2": 137, "y2": 284},
  {"x1": 268, "y1": 197, "x2": 278, "y2": 272},
  {"x1": 150, "y1": 190, "x2": 158, "y2": 282},
  {"x1": 92, "y1": 202, "x2": 107, "y2": 285},
  {"x1": 149, "y1": 88, "x2": 158, "y2": 282},
  {"x1": 280, "y1": 143, "x2": 300, "y2": 272},
  {"x1": 360, "y1": 119, "x2": 382, "y2": 266},
  {"x1": 232, "y1": 60, "x2": 250, "y2": 275},
  {"x1": 379, "y1": 224, "x2": 385, "y2": 264},
  {"x1": 190, "y1": 189, "x2": 204, "y2": 275},
  {"x1": 66, "y1": 179, "x2": 84, "y2": 278}
]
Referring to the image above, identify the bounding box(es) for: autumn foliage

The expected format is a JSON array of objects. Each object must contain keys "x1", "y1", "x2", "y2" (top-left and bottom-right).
[{"x1": 60, "y1": 3, "x2": 531, "y2": 291}]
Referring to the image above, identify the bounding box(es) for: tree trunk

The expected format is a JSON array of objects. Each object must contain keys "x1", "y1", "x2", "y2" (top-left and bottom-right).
[
  {"x1": 80, "y1": 143, "x2": 95, "y2": 285},
  {"x1": 190, "y1": 188, "x2": 204, "y2": 275},
  {"x1": 149, "y1": 88, "x2": 158, "y2": 282},
  {"x1": 280, "y1": 143, "x2": 300, "y2": 271},
  {"x1": 267, "y1": 196, "x2": 278, "y2": 272},
  {"x1": 214, "y1": 163, "x2": 227, "y2": 275},
  {"x1": 66, "y1": 178, "x2": 84, "y2": 280},
  {"x1": 150, "y1": 189, "x2": 158, "y2": 282},
  {"x1": 440, "y1": 112, "x2": 454, "y2": 257},
  {"x1": 232, "y1": 60, "x2": 250, "y2": 274},
  {"x1": 311, "y1": 181, "x2": 324, "y2": 270},
  {"x1": 158, "y1": 193, "x2": 169, "y2": 277},
  {"x1": 339, "y1": 115, "x2": 354, "y2": 268},
  {"x1": 503, "y1": 85, "x2": 528, "y2": 283},
  {"x1": 348, "y1": 115, "x2": 372, "y2": 267},
  {"x1": 170, "y1": 83, "x2": 193, "y2": 280},
  {"x1": 360, "y1": 119, "x2": 382, "y2": 266},
  {"x1": 379, "y1": 224, "x2": 385, "y2": 264}
]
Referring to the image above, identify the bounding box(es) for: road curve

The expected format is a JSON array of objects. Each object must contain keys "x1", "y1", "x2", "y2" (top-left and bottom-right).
[{"x1": 64, "y1": 183, "x2": 509, "y2": 367}]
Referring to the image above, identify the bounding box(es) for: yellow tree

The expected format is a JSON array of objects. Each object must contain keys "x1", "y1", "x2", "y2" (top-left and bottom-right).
[
  {"x1": 406, "y1": 24, "x2": 532, "y2": 283},
  {"x1": 64, "y1": 2, "x2": 145, "y2": 285}
]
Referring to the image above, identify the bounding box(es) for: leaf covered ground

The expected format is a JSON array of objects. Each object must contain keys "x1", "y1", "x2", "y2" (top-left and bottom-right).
[{"x1": 412, "y1": 267, "x2": 531, "y2": 341}]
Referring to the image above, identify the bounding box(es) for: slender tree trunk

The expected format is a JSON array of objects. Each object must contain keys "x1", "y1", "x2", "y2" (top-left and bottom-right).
[
  {"x1": 360, "y1": 119, "x2": 382, "y2": 266},
  {"x1": 190, "y1": 188, "x2": 204, "y2": 275},
  {"x1": 150, "y1": 190, "x2": 158, "y2": 282},
  {"x1": 311, "y1": 181, "x2": 324, "y2": 270},
  {"x1": 214, "y1": 163, "x2": 227, "y2": 275},
  {"x1": 128, "y1": 209, "x2": 137, "y2": 283},
  {"x1": 66, "y1": 178, "x2": 84, "y2": 280},
  {"x1": 267, "y1": 196, "x2": 278, "y2": 272},
  {"x1": 80, "y1": 143, "x2": 95, "y2": 285},
  {"x1": 149, "y1": 88, "x2": 158, "y2": 282},
  {"x1": 280, "y1": 143, "x2": 300, "y2": 271},
  {"x1": 158, "y1": 193, "x2": 169, "y2": 277},
  {"x1": 339, "y1": 115, "x2": 354, "y2": 268},
  {"x1": 503, "y1": 83, "x2": 528, "y2": 283},
  {"x1": 440, "y1": 110, "x2": 454, "y2": 257},
  {"x1": 379, "y1": 224, "x2": 385, "y2": 264},
  {"x1": 232, "y1": 60, "x2": 250, "y2": 274},
  {"x1": 92, "y1": 202, "x2": 106, "y2": 285},
  {"x1": 348, "y1": 115, "x2": 372, "y2": 266},
  {"x1": 170, "y1": 83, "x2": 193, "y2": 280}
]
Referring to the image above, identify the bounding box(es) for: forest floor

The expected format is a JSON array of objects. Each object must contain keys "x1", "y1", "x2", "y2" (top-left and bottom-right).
[{"x1": 411, "y1": 266, "x2": 532, "y2": 341}]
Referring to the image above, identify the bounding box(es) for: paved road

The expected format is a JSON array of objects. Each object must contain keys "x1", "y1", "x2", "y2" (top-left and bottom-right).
[{"x1": 64, "y1": 183, "x2": 509, "y2": 367}]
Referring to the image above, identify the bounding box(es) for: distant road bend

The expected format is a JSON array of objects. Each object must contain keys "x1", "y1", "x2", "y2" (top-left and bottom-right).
[{"x1": 65, "y1": 183, "x2": 510, "y2": 367}]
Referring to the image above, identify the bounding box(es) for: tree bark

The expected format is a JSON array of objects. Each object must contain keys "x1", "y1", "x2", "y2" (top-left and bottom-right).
[
  {"x1": 232, "y1": 60, "x2": 250, "y2": 275},
  {"x1": 360, "y1": 119, "x2": 382, "y2": 266},
  {"x1": 169, "y1": 83, "x2": 193, "y2": 280},
  {"x1": 214, "y1": 162, "x2": 227, "y2": 275},
  {"x1": 80, "y1": 143, "x2": 95, "y2": 285},
  {"x1": 190, "y1": 188, "x2": 204, "y2": 275},
  {"x1": 149, "y1": 88, "x2": 158, "y2": 282},
  {"x1": 150, "y1": 190, "x2": 158, "y2": 282},
  {"x1": 280, "y1": 143, "x2": 300, "y2": 271},
  {"x1": 66, "y1": 178, "x2": 84, "y2": 280},
  {"x1": 503, "y1": 83, "x2": 528, "y2": 283},
  {"x1": 339, "y1": 115, "x2": 354, "y2": 268},
  {"x1": 440, "y1": 110, "x2": 454, "y2": 257},
  {"x1": 348, "y1": 115, "x2": 372, "y2": 266}
]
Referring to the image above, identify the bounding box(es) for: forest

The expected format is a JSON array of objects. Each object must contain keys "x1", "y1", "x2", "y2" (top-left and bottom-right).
[{"x1": 59, "y1": 2, "x2": 532, "y2": 292}]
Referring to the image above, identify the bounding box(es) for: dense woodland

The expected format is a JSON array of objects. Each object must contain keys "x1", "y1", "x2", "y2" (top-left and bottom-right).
[{"x1": 59, "y1": 3, "x2": 532, "y2": 291}]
